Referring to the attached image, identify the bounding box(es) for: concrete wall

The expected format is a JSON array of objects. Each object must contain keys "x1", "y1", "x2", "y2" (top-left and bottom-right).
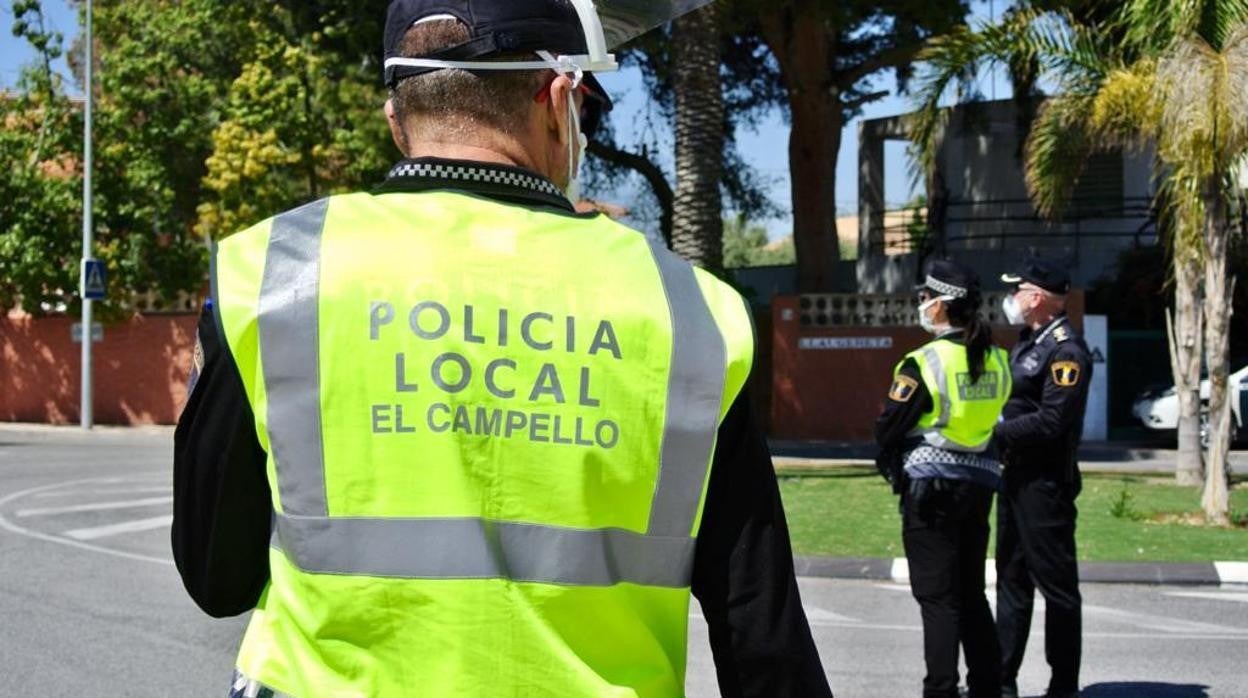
[
  {"x1": 1, "y1": 313, "x2": 196, "y2": 425},
  {"x1": 770, "y1": 293, "x2": 1085, "y2": 441}
]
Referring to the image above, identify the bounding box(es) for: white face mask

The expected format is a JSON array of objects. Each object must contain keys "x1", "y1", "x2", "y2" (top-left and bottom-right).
[
  {"x1": 1002, "y1": 294, "x2": 1027, "y2": 326},
  {"x1": 917, "y1": 296, "x2": 953, "y2": 334},
  {"x1": 565, "y1": 93, "x2": 588, "y2": 202}
]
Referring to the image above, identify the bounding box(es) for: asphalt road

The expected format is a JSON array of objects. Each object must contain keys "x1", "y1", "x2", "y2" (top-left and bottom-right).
[{"x1": 1, "y1": 426, "x2": 1245, "y2": 697}]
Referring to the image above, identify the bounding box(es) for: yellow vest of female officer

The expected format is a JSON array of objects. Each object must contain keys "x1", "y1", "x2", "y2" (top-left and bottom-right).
[
  {"x1": 899, "y1": 338, "x2": 1011, "y2": 452},
  {"x1": 212, "y1": 191, "x2": 754, "y2": 697}
]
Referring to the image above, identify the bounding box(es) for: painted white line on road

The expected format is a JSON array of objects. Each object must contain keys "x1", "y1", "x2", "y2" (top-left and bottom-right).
[
  {"x1": 1083, "y1": 603, "x2": 1247, "y2": 635},
  {"x1": 32, "y1": 486, "x2": 170, "y2": 499},
  {"x1": 0, "y1": 475, "x2": 173, "y2": 566},
  {"x1": 1166, "y1": 591, "x2": 1248, "y2": 604},
  {"x1": 63, "y1": 515, "x2": 173, "y2": 541},
  {"x1": 1215, "y1": 562, "x2": 1248, "y2": 584},
  {"x1": 16, "y1": 496, "x2": 172, "y2": 517},
  {"x1": 804, "y1": 606, "x2": 860, "y2": 624}
]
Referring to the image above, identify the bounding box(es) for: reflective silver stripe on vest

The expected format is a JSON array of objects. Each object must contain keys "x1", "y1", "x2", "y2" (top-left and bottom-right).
[
  {"x1": 271, "y1": 513, "x2": 696, "y2": 587},
  {"x1": 645, "y1": 243, "x2": 727, "y2": 537},
  {"x1": 252, "y1": 202, "x2": 726, "y2": 586},
  {"x1": 259, "y1": 199, "x2": 331, "y2": 517},
  {"x1": 922, "y1": 345, "x2": 952, "y2": 430}
]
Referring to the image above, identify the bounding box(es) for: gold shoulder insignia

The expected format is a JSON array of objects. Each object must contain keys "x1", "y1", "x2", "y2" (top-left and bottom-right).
[
  {"x1": 1051, "y1": 360, "x2": 1081, "y2": 387},
  {"x1": 889, "y1": 375, "x2": 920, "y2": 402},
  {"x1": 1053, "y1": 326, "x2": 1070, "y2": 343}
]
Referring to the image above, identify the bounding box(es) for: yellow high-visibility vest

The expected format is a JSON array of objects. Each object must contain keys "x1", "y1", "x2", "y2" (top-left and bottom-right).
[
  {"x1": 213, "y1": 190, "x2": 754, "y2": 696},
  {"x1": 898, "y1": 338, "x2": 1011, "y2": 452}
]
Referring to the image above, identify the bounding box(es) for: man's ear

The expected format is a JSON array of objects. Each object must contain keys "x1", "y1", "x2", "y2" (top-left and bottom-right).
[
  {"x1": 384, "y1": 98, "x2": 410, "y2": 156},
  {"x1": 544, "y1": 74, "x2": 575, "y2": 148}
]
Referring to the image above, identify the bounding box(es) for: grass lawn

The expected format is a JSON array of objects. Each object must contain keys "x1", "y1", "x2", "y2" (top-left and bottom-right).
[{"x1": 778, "y1": 467, "x2": 1248, "y2": 563}]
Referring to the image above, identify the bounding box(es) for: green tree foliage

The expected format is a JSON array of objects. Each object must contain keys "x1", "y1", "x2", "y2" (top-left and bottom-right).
[
  {"x1": 722, "y1": 218, "x2": 795, "y2": 269},
  {"x1": 0, "y1": 0, "x2": 79, "y2": 313},
  {"x1": 590, "y1": 0, "x2": 970, "y2": 288},
  {"x1": 909, "y1": 0, "x2": 1248, "y2": 521},
  {"x1": 0, "y1": 0, "x2": 396, "y2": 316}
]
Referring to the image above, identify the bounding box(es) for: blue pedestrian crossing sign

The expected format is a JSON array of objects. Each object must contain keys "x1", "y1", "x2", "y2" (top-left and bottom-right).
[{"x1": 81, "y1": 259, "x2": 107, "y2": 301}]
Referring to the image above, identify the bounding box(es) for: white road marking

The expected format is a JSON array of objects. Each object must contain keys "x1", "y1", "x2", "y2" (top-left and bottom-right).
[
  {"x1": 15, "y1": 496, "x2": 172, "y2": 517},
  {"x1": 63, "y1": 515, "x2": 173, "y2": 541},
  {"x1": 1083, "y1": 603, "x2": 1248, "y2": 634},
  {"x1": 1166, "y1": 591, "x2": 1248, "y2": 604},
  {"x1": 32, "y1": 486, "x2": 170, "y2": 499},
  {"x1": 0, "y1": 476, "x2": 173, "y2": 566},
  {"x1": 804, "y1": 606, "x2": 861, "y2": 624}
]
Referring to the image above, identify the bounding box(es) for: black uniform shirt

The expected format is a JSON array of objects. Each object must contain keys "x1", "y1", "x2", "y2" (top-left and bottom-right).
[
  {"x1": 995, "y1": 314, "x2": 1092, "y2": 481},
  {"x1": 171, "y1": 158, "x2": 832, "y2": 698}
]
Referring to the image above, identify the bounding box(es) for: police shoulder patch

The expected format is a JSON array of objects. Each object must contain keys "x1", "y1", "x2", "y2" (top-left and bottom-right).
[
  {"x1": 889, "y1": 375, "x2": 920, "y2": 402},
  {"x1": 1051, "y1": 360, "x2": 1081, "y2": 387}
]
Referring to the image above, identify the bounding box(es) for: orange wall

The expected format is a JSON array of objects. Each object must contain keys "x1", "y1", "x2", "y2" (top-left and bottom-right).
[
  {"x1": 1, "y1": 314, "x2": 197, "y2": 425},
  {"x1": 769, "y1": 294, "x2": 1084, "y2": 441}
]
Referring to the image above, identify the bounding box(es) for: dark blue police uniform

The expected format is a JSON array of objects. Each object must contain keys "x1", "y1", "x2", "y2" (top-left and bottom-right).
[{"x1": 994, "y1": 261, "x2": 1092, "y2": 698}]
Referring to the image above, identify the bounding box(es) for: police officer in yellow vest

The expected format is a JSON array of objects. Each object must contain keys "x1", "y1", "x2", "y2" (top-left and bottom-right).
[
  {"x1": 875, "y1": 260, "x2": 1011, "y2": 698},
  {"x1": 171, "y1": 1, "x2": 830, "y2": 696}
]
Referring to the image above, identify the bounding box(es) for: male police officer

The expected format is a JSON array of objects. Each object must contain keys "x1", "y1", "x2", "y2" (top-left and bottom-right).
[
  {"x1": 171, "y1": 1, "x2": 830, "y2": 696},
  {"x1": 995, "y1": 259, "x2": 1092, "y2": 698}
]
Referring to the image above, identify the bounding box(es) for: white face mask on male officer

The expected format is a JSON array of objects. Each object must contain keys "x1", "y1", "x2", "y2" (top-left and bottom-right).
[{"x1": 1002, "y1": 294, "x2": 1027, "y2": 326}]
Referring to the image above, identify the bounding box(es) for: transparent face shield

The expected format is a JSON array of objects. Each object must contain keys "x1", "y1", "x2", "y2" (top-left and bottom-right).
[
  {"x1": 381, "y1": 1, "x2": 717, "y2": 198},
  {"x1": 382, "y1": 0, "x2": 718, "y2": 79}
]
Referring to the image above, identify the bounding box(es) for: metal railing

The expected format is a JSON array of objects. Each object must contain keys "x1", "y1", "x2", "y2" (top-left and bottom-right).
[{"x1": 867, "y1": 196, "x2": 1159, "y2": 256}]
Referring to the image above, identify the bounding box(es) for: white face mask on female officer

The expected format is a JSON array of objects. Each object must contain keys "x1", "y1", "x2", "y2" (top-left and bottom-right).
[{"x1": 918, "y1": 295, "x2": 954, "y2": 334}]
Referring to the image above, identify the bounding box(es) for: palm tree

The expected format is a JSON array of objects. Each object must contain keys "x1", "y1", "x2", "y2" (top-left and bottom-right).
[
  {"x1": 909, "y1": 1, "x2": 1248, "y2": 522},
  {"x1": 670, "y1": 4, "x2": 725, "y2": 271}
]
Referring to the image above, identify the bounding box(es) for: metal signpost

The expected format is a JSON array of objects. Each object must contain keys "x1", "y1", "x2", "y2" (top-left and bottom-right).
[{"x1": 80, "y1": 0, "x2": 95, "y2": 430}]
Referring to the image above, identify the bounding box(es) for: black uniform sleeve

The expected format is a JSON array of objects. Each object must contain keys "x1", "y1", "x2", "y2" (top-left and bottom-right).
[
  {"x1": 995, "y1": 343, "x2": 1091, "y2": 447},
  {"x1": 874, "y1": 359, "x2": 932, "y2": 450},
  {"x1": 692, "y1": 388, "x2": 832, "y2": 698},
  {"x1": 172, "y1": 305, "x2": 273, "y2": 618}
]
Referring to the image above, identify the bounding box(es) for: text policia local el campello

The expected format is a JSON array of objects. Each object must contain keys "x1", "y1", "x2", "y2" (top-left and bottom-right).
[{"x1": 369, "y1": 300, "x2": 624, "y2": 449}]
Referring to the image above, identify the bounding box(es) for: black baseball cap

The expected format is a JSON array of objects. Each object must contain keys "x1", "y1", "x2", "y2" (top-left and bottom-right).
[
  {"x1": 1001, "y1": 257, "x2": 1071, "y2": 295},
  {"x1": 916, "y1": 259, "x2": 979, "y2": 300},
  {"x1": 384, "y1": 0, "x2": 613, "y2": 131}
]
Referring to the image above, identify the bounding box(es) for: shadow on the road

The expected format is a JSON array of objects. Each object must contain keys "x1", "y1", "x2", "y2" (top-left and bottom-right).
[{"x1": 1079, "y1": 683, "x2": 1209, "y2": 697}]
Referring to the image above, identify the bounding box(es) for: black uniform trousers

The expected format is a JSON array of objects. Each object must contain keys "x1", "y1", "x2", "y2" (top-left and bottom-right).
[
  {"x1": 996, "y1": 475, "x2": 1082, "y2": 694},
  {"x1": 902, "y1": 478, "x2": 1001, "y2": 698}
]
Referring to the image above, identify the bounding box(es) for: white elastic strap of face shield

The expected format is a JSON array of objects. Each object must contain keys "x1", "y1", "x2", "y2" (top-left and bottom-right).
[
  {"x1": 919, "y1": 295, "x2": 955, "y2": 312},
  {"x1": 383, "y1": 52, "x2": 589, "y2": 80}
]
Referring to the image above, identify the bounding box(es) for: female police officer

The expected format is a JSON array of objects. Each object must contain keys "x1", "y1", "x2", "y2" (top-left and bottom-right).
[{"x1": 875, "y1": 260, "x2": 1011, "y2": 698}]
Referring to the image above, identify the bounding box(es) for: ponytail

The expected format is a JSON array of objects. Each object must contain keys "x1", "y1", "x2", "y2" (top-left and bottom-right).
[{"x1": 946, "y1": 293, "x2": 993, "y2": 382}]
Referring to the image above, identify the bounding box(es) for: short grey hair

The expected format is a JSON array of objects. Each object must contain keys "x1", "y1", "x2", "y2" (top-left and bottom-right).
[{"x1": 389, "y1": 20, "x2": 548, "y2": 139}]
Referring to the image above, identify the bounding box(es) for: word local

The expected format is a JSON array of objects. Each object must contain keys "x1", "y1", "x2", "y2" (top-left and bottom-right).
[{"x1": 369, "y1": 300, "x2": 626, "y2": 449}]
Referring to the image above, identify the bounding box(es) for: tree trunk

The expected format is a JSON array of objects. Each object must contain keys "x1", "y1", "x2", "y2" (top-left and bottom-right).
[
  {"x1": 670, "y1": 5, "x2": 724, "y2": 271},
  {"x1": 1201, "y1": 185, "x2": 1232, "y2": 524},
  {"x1": 759, "y1": 3, "x2": 842, "y2": 292},
  {"x1": 1170, "y1": 251, "x2": 1205, "y2": 487}
]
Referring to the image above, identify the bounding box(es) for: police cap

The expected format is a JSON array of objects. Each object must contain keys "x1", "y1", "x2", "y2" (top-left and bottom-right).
[
  {"x1": 384, "y1": 0, "x2": 613, "y2": 132},
  {"x1": 1001, "y1": 257, "x2": 1071, "y2": 295},
  {"x1": 916, "y1": 259, "x2": 979, "y2": 300}
]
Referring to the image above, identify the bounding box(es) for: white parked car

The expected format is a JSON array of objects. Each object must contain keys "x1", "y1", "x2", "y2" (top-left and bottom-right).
[{"x1": 1132, "y1": 364, "x2": 1248, "y2": 443}]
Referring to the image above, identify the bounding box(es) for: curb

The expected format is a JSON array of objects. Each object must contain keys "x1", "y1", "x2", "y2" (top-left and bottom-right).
[{"x1": 794, "y1": 556, "x2": 1248, "y2": 586}]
